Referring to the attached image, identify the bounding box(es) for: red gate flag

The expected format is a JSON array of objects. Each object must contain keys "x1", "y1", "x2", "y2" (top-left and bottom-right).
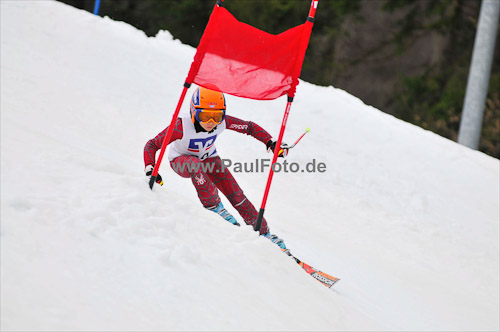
[
  {"x1": 149, "y1": 0, "x2": 318, "y2": 191},
  {"x1": 185, "y1": 3, "x2": 316, "y2": 100}
]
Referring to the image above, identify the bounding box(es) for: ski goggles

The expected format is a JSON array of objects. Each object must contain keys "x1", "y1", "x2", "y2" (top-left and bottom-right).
[{"x1": 192, "y1": 108, "x2": 226, "y2": 124}]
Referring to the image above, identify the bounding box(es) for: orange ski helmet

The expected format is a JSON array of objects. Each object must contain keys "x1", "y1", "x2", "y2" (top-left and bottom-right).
[{"x1": 190, "y1": 87, "x2": 226, "y2": 124}]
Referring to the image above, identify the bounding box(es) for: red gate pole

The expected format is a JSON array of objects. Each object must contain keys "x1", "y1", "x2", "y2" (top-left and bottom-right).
[
  {"x1": 254, "y1": 96, "x2": 293, "y2": 231},
  {"x1": 254, "y1": 0, "x2": 319, "y2": 232},
  {"x1": 149, "y1": 0, "x2": 225, "y2": 189},
  {"x1": 149, "y1": 83, "x2": 191, "y2": 189}
]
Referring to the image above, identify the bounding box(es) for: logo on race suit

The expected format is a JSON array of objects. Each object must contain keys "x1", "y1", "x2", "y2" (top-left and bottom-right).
[
  {"x1": 194, "y1": 174, "x2": 206, "y2": 185},
  {"x1": 229, "y1": 124, "x2": 248, "y2": 130},
  {"x1": 188, "y1": 135, "x2": 217, "y2": 153}
]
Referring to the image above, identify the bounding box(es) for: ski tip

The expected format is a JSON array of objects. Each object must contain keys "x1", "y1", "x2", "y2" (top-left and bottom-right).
[
  {"x1": 305, "y1": 127, "x2": 311, "y2": 133},
  {"x1": 329, "y1": 278, "x2": 341, "y2": 288}
]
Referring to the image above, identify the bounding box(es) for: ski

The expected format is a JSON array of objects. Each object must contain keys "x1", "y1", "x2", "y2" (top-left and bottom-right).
[
  {"x1": 260, "y1": 232, "x2": 340, "y2": 287},
  {"x1": 289, "y1": 253, "x2": 340, "y2": 288}
]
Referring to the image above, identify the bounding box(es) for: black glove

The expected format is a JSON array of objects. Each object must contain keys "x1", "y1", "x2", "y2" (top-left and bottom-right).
[
  {"x1": 145, "y1": 165, "x2": 163, "y2": 186},
  {"x1": 266, "y1": 140, "x2": 289, "y2": 158}
]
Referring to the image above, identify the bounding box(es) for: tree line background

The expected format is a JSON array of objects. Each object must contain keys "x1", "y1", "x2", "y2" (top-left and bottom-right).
[{"x1": 60, "y1": 0, "x2": 499, "y2": 158}]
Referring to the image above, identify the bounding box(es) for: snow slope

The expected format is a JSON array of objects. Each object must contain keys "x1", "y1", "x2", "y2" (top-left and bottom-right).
[{"x1": 1, "y1": 1, "x2": 499, "y2": 331}]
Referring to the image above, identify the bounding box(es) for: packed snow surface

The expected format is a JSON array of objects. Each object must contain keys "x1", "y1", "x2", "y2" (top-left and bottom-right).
[{"x1": 1, "y1": 1, "x2": 499, "y2": 331}]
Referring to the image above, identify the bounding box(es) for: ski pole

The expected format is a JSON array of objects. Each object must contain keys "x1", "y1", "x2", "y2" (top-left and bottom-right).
[
  {"x1": 275, "y1": 128, "x2": 310, "y2": 156},
  {"x1": 288, "y1": 127, "x2": 310, "y2": 148}
]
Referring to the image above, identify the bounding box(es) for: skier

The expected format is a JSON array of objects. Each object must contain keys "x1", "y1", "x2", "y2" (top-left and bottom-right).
[{"x1": 144, "y1": 87, "x2": 289, "y2": 251}]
